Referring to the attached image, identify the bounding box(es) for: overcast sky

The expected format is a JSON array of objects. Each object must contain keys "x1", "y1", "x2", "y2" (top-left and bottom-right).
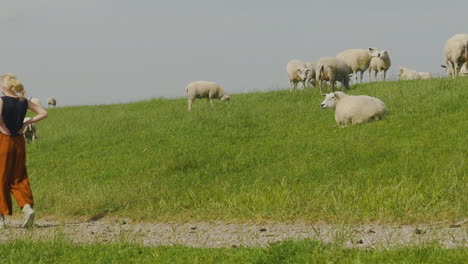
[{"x1": 0, "y1": 0, "x2": 467, "y2": 106}]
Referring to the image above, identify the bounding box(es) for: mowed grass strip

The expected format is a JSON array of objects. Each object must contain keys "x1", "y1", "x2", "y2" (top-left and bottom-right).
[
  {"x1": 26, "y1": 78, "x2": 467, "y2": 222},
  {"x1": 0, "y1": 239, "x2": 466, "y2": 264}
]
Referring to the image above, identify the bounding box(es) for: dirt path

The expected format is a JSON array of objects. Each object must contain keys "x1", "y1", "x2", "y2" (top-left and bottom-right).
[{"x1": 1, "y1": 217, "x2": 466, "y2": 248}]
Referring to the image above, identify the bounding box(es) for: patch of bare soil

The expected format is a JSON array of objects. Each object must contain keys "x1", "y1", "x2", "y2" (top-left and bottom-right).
[{"x1": 1, "y1": 217, "x2": 466, "y2": 248}]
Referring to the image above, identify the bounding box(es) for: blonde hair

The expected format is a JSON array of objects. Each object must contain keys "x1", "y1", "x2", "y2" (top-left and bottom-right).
[
  {"x1": 5, "y1": 79, "x2": 26, "y2": 99},
  {"x1": 0, "y1": 73, "x2": 17, "y2": 79}
]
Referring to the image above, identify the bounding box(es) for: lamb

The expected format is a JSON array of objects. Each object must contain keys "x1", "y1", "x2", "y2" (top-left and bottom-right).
[
  {"x1": 23, "y1": 117, "x2": 37, "y2": 143},
  {"x1": 368, "y1": 50, "x2": 391, "y2": 81},
  {"x1": 398, "y1": 67, "x2": 431, "y2": 80},
  {"x1": 185, "y1": 81, "x2": 230, "y2": 111},
  {"x1": 336, "y1": 48, "x2": 379, "y2": 83},
  {"x1": 320, "y1": 91, "x2": 387, "y2": 126},
  {"x1": 315, "y1": 57, "x2": 351, "y2": 93},
  {"x1": 47, "y1": 98, "x2": 57, "y2": 108},
  {"x1": 27, "y1": 97, "x2": 41, "y2": 106},
  {"x1": 286, "y1": 60, "x2": 307, "y2": 90},
  {"x1": 443, "y1": 34, "x2": 468, "y2": 78}
]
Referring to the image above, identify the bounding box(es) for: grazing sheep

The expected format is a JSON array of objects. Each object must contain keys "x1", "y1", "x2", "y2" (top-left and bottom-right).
[
  {"x1": 442, "y1": 61, "x2": 468, "y2": 76},
  {"x1": 398, "y1": 67, "x2": 431, "y2": 80},
  {"x1": 287, "y1": 60, "x2": 308, "y2": 90},
  {"x1": 443, "y1": 34, "x2": 468, "y2": 78},
  {"x1": 47, "y1": 98, "x2": 57, "y2": 108},
  {"x1": 23, "y1": 117, "x2": 37, "y2": 143},
  {"x1": 27, "y1": 97, "x2": 41, "y2": 106},
  {"x1": 336, "y1": 48, "x2": 379, "y2": 83},
  {"x1": 298, "y1": 62, "x2": 317, "y2": 88},
  {"x1": 185, "y1": 81, "x2": 230, "y2": 111},
  {"x1": 369, "y1": 50, "x2": 391, "y2": 81},
  {"x1": 320, "y1": 91, "x2": 387, "y2": 126},
  {"x1": 315, "y1": 57, "x2": 351, "y2": 93}
]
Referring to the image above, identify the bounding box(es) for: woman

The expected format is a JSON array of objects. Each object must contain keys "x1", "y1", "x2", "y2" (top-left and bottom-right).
[{"x1": 0, "y1": 73, "x2": 48, "y2": 228}]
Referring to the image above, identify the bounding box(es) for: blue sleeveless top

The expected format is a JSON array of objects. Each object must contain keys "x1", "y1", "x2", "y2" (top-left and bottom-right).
[{"x1": 1, "y1": 96, "x2": 28, "y2": 136}]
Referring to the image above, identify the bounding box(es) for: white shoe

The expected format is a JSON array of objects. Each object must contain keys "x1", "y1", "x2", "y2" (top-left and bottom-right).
[
  {"x1": 0, "y1": 214, "x2": 5, "y2": 229},
  {"x1": 21, "y1": 204, "x2": 35, "y2": 228}
]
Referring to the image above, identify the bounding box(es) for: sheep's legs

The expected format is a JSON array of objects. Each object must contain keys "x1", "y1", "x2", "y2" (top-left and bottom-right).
[
  {"x1": 187, "y1": 98, "x2": 193, "y2": 111},
  {"x1": 383, "y1": 71, "x2": 387, "y2": 81}
]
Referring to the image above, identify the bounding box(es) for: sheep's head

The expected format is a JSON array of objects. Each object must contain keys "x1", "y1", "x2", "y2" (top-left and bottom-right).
[
  {"x1": 317, "y1": 65, "x2": 325, "y2": 80},
  {"x1": 297, "y1": 66, "x2": 310, "y2": 81},
  {"x1": 221, "y1": 94, "x2": 230, "y2": 102},
  {"x1": 368, "y1": 47, "x2": 381, "y2": 57},
  {"x1": 398, "y1": 67, "x2": 406, "y2": 77},
  {"x1": 320, "y1": 92, "x2": 338, "y2": 109},
  {"x1": 380, "y1": 50, "x2": 389, "y2": 59}
]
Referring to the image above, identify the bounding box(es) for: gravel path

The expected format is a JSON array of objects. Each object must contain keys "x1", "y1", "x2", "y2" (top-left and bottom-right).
[{"x1": 1, "y1": 217, "x2": 466, "y2": 248}]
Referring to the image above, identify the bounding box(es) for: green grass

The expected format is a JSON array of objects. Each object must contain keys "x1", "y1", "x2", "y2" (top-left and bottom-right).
[
  {"x1": 0, "y1": 239, "x2": 466, "y2": 264},
  {"x1": 24, "y1": 78, "x2": 467, "y2": 222}
]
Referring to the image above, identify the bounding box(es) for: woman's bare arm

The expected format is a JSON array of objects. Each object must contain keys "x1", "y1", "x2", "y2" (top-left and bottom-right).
[
  {"x1": 0, "y1": 100, "x2": 11, "y2": 135},
  {"x1": 18, "y1": 100, "x2": 48, "y2": 134}
]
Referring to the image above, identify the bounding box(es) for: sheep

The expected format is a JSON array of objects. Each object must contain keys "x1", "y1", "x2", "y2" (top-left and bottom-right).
[
  {"x1": 368, "y1": 50, "x2": 391, "y2": 81},
  {"x1": 320, "y1": 91, "x2": 387, "y2": 127},
  {"x1": 336, "y1": 48, "x2": 379, "y2": 83},
  {"x1": 443, "y1": 34, "x2": 468, "y2": 78},
  {"x1": 23, "y1": 117, "x2": 37, "y2": 143},
  {"x1": 315, "y1": 57, "x2": 351, "y2": 93},
  {"x1": 286, "y1": 60, "x2": 308, "y2": 90},
  {"x1": 398, "y1": 67, "x2": 431, "y2": 80},
  {"x1": 47, "y1": 98, "x2": 57, "y2": 108},
  {"x1": 27, "y1": 97, "x2": 41, "y2": 106},
  {"x1": 185, "y1": 81, "x2": 230, "y2": 111},
  {"x1": 441, "y1": 61, "x2": 468, "y2": 77},
  {"x1": 297, "y1": 62, "x2": 317, "y2": 88}
]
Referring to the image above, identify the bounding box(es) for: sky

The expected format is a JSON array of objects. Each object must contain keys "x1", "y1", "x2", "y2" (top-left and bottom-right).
[{"x1": 0, "y1": 0, "x2": 467, "y2": 106}]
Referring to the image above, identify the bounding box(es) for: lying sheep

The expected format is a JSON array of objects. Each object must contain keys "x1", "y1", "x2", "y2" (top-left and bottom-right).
[
  {"x1": 27, "y1": 97, "x2": 41, "y2": 107},
  {"x1": 320, "y1": 91, "x2": 387, "y2": 126},
  {"x1": 185, "y1": 81, "x2": 230, "y2": 111},
  {"x1": 398, "y1": 67, "x2": 431, "y2": 80},
  {"x1": 336, "y1": 48, "x2": 379, "y2": 83},
  {"x1": 316, "y1": 57, "x2": 351, "y2": 93},
  {"x1": 47, "y1": 98, "x2": 57, "y2": 108},
  {"x1": 443, "y1": 34, "x2": 468, "y2": 78},
  {"x1": 369, "y1": 50, "x2": 391, "y2": 81},
  {"x1": 286, "y1": 60, "x2": 307, "y2": 90},
  {"x1": 23, "y1": 117, "x2": 37, "y2": 143}
]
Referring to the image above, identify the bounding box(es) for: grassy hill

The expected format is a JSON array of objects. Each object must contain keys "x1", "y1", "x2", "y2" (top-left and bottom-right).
[{"x1": 26, "y1": 78, "x2": 467, "y2": 223}]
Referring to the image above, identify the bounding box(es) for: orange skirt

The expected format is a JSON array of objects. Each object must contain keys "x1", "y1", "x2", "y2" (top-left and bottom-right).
[{"x1": 0, "y1": 133, "x2": 34, "y2": 215}]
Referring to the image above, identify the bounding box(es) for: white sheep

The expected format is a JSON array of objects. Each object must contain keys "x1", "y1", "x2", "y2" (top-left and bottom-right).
[
  {"x1": 398, "y1": 67, "x2": 431, "y2": 80},
  {"x1": 185, "y1": 81, "x2": 230, "y2": 111},
  {"x1": 286, "y1": 60, "x2": 308, "y2": 90},
  {"x1": 27, "y1": 97, "x2": 41, "y2": 107},
  {"x1": 336, "y1": 48, "x2": 379, "y2": 83},
  {"x1": 368, "y1": 50, "x2": 391, "y2": 81},
  {"x1": 443, "y1": 34, "x2": 468, "y2": 78},
  {"x1": 320, "y1": 91, "x2": 387, "y2": 126},
  {"x1": 47, "y1": 98, "x2": 57, "y2": 108},
  {"x1": 441, "y1": 61, "x2": 468, "y2": 77},
  {"x1": 297, "y1": 62, "x2": 317, "y2": 88},
  {"x1": 23, "y1": 117, "x2": 37, "y2": 143},
  {"x1": 315, "y1": 57, "x2": 351, "y2": 93}
]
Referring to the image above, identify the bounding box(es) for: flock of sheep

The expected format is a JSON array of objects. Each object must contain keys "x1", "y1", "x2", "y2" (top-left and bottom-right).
[
  {"x1": 22, "y1": 97, "x2": 57, "y2": 142},
  {"x1": 185, "y1": 34, "x2": 468, "y2": 126}
]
